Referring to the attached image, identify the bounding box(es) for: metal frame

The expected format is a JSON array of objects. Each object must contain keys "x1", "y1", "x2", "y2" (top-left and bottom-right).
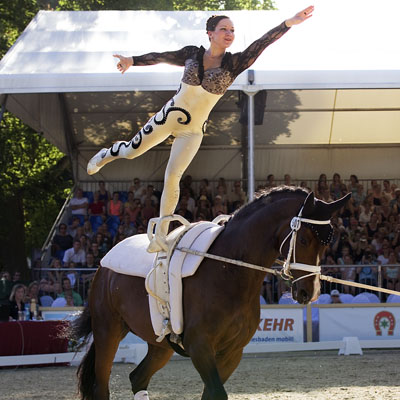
[{"x1": 0, "y1": 94, "x2": 8, "y2": 123}]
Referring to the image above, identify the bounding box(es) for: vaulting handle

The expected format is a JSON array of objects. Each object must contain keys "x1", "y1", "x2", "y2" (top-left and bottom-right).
[
  {"x1": 145, "y1": 266, "x2": 167, "y2": 306},
  {"x1": 147, "y1": 215, "x2": 191, "y2": 244},
  {"x1": 212, "y1": 214, "x2": 231, "y2": 225}
]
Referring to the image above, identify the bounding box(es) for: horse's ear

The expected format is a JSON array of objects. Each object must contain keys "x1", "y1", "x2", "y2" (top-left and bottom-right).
[
  {"x1": 303, "y1": 191, "x2": 351, "y2": 220},
  {"x1": 301, "y1": 191, "x2": 315, "y2": 216},
  {"x1": 327, "y1": 192, "x2": 352, "y2": 215}
]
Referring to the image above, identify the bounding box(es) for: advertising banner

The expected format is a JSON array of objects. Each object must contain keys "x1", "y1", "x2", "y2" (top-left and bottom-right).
[
  {"x1": 44, "y1": 307, "x2": 305, "y2": 350},
  {"x1": 320, "y1": 306, "x2": 400, "y2": 341},
  {"x1": 248, "y1": 307, "x2": 304, "y2": 345}
]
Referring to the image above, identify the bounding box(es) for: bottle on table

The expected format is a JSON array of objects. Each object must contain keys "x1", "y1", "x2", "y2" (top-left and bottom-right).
[
  {"x1": 30, "y1": 298, "x2": 38, "y2": 320},
  {"x1": 24, "y1": 303, "x2": 30, "y2": 320}
]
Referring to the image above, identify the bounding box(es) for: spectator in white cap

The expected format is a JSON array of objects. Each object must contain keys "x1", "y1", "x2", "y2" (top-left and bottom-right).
[
  {"x1": 330, "y1": 289, "x2": 342, "y2": 304},
  {"x1": 212, "y1": 194, "x2": 227, "y2": 218}
]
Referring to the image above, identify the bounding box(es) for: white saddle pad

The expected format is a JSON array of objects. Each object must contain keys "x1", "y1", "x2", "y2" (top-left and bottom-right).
[
  {"x1": 100, "y1": 221, "x2": 225, "y2": 336},
  {"x1": 101, "y1": 222, "x2": 224, "y2": 279},
  {"x1": 100, "y1": 233, "x2": 155, "y2": 277}
]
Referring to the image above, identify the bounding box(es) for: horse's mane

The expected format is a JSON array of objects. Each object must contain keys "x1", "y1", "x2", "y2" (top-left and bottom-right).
[{"x1": 229, "y1": 185, "x2": 310, "y2": 222}]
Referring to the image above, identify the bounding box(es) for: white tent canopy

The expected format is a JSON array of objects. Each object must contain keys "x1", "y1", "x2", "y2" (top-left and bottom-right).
[{"x1": 1, "y1": 1, "x2": 400, "y2": 184}]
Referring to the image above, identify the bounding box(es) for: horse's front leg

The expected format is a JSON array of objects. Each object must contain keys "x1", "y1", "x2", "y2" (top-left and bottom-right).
[
  {"x1": 200, "y1": 347, "x2": 244, "y2": 400},
  {"x1": 185, "y1": 340, "x2": 228, "y2": 400}
]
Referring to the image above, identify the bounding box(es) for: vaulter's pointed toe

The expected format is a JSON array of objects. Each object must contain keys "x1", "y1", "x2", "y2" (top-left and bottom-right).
[{"x1": 87, "y1": 148, "x2": 108, "y2": 175}]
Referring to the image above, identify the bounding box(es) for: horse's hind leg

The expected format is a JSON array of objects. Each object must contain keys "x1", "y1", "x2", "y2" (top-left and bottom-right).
[
  {"x1": 92, "y1": 314, "x2": 128, "y2": 400},
  {"x1": 129, "y1": 343, "x2": 174, "y2": 397}
]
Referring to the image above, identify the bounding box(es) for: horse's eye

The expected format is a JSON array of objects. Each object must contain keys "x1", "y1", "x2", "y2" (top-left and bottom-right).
[{"x1": 299, "y1": 237, "x2": 308, "y2": 246}]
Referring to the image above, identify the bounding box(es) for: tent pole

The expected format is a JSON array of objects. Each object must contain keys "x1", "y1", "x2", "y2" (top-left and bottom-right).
[
  {"x1": 58, "y1": 93, "x2": 78, "y2": 184},
  {"x1": 244, "y1": 70, "x2": 257, "y2": 202},
  {"x1": 0, "y1": 94, "x2": 8, "y2": 123},
  {"x1": 247, "y1": 93, "x2": 255, "y2": 201}
]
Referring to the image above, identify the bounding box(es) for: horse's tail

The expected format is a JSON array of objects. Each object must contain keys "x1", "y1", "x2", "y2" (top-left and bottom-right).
[
  {"x1": 77, "y1": 343, "x2": 96, "y2": 400},
  {"x1": 70, "y1": 306, "x2": 96, "y2": 400},
  {"x1": 70, "y1": 306, "x2": 92, "y2": 344}
]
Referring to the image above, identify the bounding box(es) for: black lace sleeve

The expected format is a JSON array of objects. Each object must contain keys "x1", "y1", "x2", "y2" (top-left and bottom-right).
[
  {"x1": 132, "y1": 45, "x2": 198, "y2": 67},
  {"x1": 231, "y1": 21, "x2": 290, "y2": 77}
]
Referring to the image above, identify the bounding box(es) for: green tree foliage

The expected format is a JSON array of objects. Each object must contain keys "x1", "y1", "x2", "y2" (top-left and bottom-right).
[
  {"x1": 56, "y1": 0, "x2": 173, "y2": 10},
  {"x1": 56, "y1": 0, "x2": 274, "y2": 11},
  {"x1": 0, "y1": 113, "x2": 72, "y2": 249},
  {"x1": 0, "y1": 112, "x2": 72, "y2": 273},
  {"x1": 171, "y1": 0, "x2": 275, "y2": 11},
  {"x1": 0, "y1": 0, "x2": 38, "y2": 57},
  {"x1": 0, "y1": 111, "x2": 72, "y2": 270}
]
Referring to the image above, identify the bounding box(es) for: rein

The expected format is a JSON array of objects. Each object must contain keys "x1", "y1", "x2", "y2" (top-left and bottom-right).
[
  {"x1": 177, "y1": 197, "x2": 400, "y2": 297},
  {"x1": 176, "y1": 247, "x2": 323, "y2": 285},
  {"x1": 177, "y1": 248, "x2": 400, "y2": 297},
  {"x1": 179, "y1": 201, "x2": 331, "y2": 284},
  {"x1": 177, "y1": 196, "x2": 400, "y2": 297},
  {"x1": 176, "y1": 247, "x2": 280, "y2": 277}
]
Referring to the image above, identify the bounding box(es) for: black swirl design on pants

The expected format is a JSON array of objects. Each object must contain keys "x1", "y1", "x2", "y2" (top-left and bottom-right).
[
  {"x1": 143, "y1": 124, "x2": 153, "y2": 135},
  {"x1": 109, "y1": 130, "x2": 143, "y2": 156},
  {"x1": 202, "y1": 120, "x2": 209, "y2": 134},
  {"x1": 131, "y1": 131, "x2": 143, "y2": 149},
  {"x1": 109, "y1": 103, "x2": 191, "y2": 157},
  {"x1": 154, "y1": 103, "x2": 191, "y2": 126}
]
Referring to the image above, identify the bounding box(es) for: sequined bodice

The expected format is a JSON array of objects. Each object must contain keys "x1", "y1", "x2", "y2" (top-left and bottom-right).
[{"x1": 181, "y1": 59, "x2": 235, "y2": 95}]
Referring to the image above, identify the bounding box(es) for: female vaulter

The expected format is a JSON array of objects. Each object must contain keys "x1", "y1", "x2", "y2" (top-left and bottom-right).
[{"x1": 87, "y1": 6, "x2": 314, "y2": 253}]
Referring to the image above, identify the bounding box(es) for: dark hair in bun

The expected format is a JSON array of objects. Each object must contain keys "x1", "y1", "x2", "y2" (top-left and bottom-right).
[{"x1": 206, "y1": 15, "x2": 229, "y2": 32}]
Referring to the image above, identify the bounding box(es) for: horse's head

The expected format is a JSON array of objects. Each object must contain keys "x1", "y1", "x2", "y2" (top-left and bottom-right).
[{"x1": 279, "y1": 191, "x2": 351, "y2": 304}]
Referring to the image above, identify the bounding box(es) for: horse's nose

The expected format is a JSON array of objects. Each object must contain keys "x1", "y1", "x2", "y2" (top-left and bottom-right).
[{"x1": 297, "y1": 288, "x2": 311, "y2": 304}]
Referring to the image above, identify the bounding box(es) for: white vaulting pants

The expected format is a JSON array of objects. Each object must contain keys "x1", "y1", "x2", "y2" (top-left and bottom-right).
[{"x1": 98, "y1": 83, "x2": 222, "y2": 237}]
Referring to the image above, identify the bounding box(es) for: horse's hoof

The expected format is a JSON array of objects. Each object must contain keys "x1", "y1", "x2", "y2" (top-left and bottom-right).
[
  {"x1": 134, "y1": 390, "x2": 149, "y2": 400},
  {"x1": 87, "y1": 148, "x2": 108, "y2": 175}
]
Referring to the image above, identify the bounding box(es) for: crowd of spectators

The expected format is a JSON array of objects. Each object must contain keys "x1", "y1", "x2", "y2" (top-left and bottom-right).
[
  {"x1": 265, "y1": 173, "x2": 400, "y2": 304},
  {"x1": 317, "y1": 174, "x2": 400, "y2": 300},
  {"x1": 0, "y1": 271, "x2": 41, "y2": 320},
  {"x1": 1, "y1": 174, "x2": 400, "y2": 318}
]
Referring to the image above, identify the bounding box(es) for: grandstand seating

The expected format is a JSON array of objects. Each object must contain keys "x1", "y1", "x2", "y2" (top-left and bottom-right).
[
  {"x1": 339, "y1": 294, "x2": 354, "y2": 304},
  {"x1": 352, "y1": 293, "x2": 371, "y2": 303},
  {"x1": 40, "y1": 295, "x2": 54, "y2": 307},
  {"x1": 386, "y1": 294, "x2": 400, "y2": 303},
  {"x1": 363, "y1": 292, "x2": 380, "y2": 303},
  {"x1": 318, "y1": 294, "x2": 332, "y2": 304}
]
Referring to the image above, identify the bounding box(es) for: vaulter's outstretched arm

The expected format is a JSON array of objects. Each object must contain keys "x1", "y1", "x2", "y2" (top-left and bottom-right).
[
  {"x1": 113, "y1": 6, "x2": 313, "y2": 75},
  {"x1": 113, "y1": 45, "x2": 198, "y2": 74},
  {"x1": 231, "y1": 21, "x2": 290, "y2": 77},
  {"x1": 231, "y1": 5, "x2": 314, "y2": 77}
]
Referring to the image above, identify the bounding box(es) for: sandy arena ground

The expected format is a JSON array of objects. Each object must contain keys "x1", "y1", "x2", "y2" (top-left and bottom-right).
[{"x1": 0, "y1": 350, "x2": 399, "y2": 400}]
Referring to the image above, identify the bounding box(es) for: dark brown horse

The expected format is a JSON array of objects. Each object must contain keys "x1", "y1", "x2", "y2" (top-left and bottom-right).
[{"x1": 72, "y1": 187, "x2": 350, "y2": 400}]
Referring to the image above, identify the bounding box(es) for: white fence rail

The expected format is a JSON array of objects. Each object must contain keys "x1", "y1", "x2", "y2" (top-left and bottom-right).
[{"x1": 2, "y1": 303, "x2": 400, "y2": 367}]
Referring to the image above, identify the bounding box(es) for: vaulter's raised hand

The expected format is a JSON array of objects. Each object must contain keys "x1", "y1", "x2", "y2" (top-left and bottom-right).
[
  {"x1": 113, "y1": 54, "x2": 134, "y2": 74},
  {"x1": 285, "y1": 5, "x2": 314, "y2": 27}
]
